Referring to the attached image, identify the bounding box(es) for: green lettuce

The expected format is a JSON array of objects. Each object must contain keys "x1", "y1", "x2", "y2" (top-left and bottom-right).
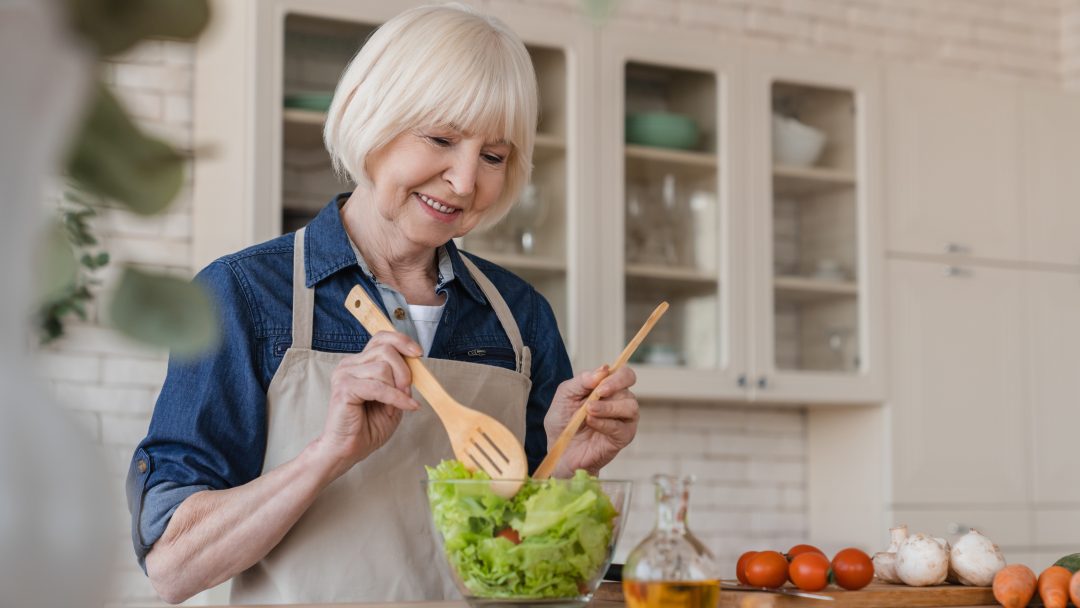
[{"x1": 425, "y1": 460, "x2": 618, "y2": 599}]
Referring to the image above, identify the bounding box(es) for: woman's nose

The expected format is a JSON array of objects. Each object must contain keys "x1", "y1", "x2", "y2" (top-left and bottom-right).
[{"x1": 442, "y1": 147, "x2": 479, "y2": 196}]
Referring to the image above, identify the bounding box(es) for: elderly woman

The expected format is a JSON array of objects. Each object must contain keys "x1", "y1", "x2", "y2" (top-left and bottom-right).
[{"x1": 126, "y1": 4, "x2": 639, "y2": 605}]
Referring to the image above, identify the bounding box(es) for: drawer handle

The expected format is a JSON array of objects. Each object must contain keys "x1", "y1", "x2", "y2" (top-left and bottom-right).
[{"x1": 944, "y1": 266, "x2": 973, "y2": 278}]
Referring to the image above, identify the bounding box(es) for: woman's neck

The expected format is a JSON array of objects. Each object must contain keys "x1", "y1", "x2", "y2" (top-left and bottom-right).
[{"x1": 340, "y1": 190, "x2": 443, "y2": 305}]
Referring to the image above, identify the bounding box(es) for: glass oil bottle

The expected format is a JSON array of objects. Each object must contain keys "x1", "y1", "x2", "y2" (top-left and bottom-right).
[{"x1": 622, "y1": 474, "x2": 720, "y2": 608}]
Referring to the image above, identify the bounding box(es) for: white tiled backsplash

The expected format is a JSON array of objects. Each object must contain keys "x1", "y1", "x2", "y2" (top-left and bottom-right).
[
  {"x1": 35, "y1": 1, "x2": 1080, "y2": 605},
  {"x1": 600, "y1": 402, "x2": 806, "y2": 567}
]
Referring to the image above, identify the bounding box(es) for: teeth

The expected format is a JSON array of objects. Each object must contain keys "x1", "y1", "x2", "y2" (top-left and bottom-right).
[{"x1": 418, "y1": 193, "x2": 454, "y2": 214}]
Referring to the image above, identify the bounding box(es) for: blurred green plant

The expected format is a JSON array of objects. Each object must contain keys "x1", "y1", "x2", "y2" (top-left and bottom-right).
[
  {"x1": 40, "y1": 0, "x2": 217, "y2": 355},
  {"x1": 38, "y1": 188, "x2": 110, "y2": 343},
  {"x1": 581, "y1": 0, "x2": 618, "y2": 26}
]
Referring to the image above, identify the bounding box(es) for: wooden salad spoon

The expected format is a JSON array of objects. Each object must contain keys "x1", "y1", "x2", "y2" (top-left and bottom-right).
[
  {"x1": 532, "y1": 301, "x2": 669, "y2": 480},
  {"x1": 345, "y1": 285, "x2": 527, "y2": 497}
]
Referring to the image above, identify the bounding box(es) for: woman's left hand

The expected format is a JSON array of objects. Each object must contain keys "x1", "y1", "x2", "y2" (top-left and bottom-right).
[{"x1": 544, "y1": 365, "x2": 639, "y2": 478}]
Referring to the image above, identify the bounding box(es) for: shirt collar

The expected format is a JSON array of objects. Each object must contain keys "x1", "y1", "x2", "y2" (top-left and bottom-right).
[{"x1": 302, "y1": 194, "x2": 488, "y2": 305}]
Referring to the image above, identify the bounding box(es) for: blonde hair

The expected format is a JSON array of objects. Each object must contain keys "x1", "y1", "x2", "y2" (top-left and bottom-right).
[{"x1": 324, "y1": 3, "x2": 537, "y2": 231}]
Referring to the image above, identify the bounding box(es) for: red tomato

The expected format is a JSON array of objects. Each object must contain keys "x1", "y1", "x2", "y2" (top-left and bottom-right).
[
  {"x1": 831, "y1": 548, "x2": 874, "y2": 590},
  {"x1": 745, "y1": 550, "x2": 789, "y2": 589},
  {"x1": 789, "y1": 552, "x2": 831, "y2": 591},
  {"x1": 495, "y1": 527, "x2": 521, "y2": 544},
  {"x1": 736, "y1": 551, "x2": 759, "y2": 585},
  {"x1": 786, "y1": 544, "x2": 826, "y2": 560}
]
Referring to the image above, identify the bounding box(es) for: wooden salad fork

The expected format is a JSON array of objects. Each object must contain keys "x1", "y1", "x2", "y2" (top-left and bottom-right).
[
  {"x1": 345, "y1": 285, "x2": 527, "y2": 497},
  {"x1": 532, "y1": 301, "x2": 669, "y2": 480}
]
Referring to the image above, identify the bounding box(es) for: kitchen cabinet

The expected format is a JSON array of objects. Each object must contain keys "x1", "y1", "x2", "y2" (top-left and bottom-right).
[
  {"x1": 885, "y1": 65, "x2": 1022, "y2": 261},
  {"x1": 745, "y1": 50, "x2": 885, "y2": 404},
  {"x1": 597, "y1": 23, "x2": 746, "y2": 401},
  {"x1": 1027, "y1": 270, "x2": 1080, "y2": 504},
  {"x1": 1021, "y1": 89, "x2": 1080, "y2": 268},
  {"x1": 195, "y1": 2, "x2": 887, "y2": 404},
  {"x1": 887, "y1": 259, "x2": 1028, "y2": 506},
  {"x1": 194, "y1": 0, "x2": 594, "y2": 364},
  {"x1": 597, "y1": 29, "x2": 885, "y2": 403}
]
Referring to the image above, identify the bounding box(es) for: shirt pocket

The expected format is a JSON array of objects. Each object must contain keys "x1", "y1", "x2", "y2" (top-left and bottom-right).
[{"x1": 447, "y1": 345, "x2": 518, "y2": 371}]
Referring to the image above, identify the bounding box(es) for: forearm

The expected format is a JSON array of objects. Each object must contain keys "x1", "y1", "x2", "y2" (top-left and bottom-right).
[{"x1": 145, "y1": 439, "x2": 347, "y2": 604}]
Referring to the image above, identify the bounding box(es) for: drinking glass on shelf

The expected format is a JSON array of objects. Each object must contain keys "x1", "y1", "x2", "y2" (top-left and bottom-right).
[
  {"x1": 626, "y1": 181, "x2": 648, "y2": 263},
  {"x1": 505, "y1": 183, "x2": 548, "y2": 255}
]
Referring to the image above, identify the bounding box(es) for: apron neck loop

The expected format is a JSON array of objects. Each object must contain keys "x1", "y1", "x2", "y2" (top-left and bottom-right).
[
  {"x1": 291, "y1": 227, "x2": 315, "y2": 349},
  {"x1": 458, "y1": 255, "x2": 531, "y2": 378}
]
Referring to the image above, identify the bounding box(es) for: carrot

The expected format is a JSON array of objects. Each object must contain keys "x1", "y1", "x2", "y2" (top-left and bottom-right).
[
  {"x1": 993, "y1": 564, "x2": 1037, "y2": 608},
  {"x1": 1038, "y1": 566, "x2": 1072, "y2": 608},
  {"x1": 1069, "y1": 570, "x2": 1080, "y2": 608}
]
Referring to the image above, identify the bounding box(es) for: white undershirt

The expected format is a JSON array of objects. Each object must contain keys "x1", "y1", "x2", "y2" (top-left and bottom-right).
[{"x1": 407, "y1": 303, "x2": 445, "y2": 356}]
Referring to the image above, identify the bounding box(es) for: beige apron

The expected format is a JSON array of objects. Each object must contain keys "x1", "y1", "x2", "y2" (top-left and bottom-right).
[{"x1": 230, "y1": 228, "x2": 533, "y2": 605}]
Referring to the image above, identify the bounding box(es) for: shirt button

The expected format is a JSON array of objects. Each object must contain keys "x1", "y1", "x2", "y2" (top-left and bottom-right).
[
  {"x1": 137, "y1": 460, "x2": 147, "y2": 474},
  {"x1": 394, "y1": 308, "x2": 406, "y2": 320}
]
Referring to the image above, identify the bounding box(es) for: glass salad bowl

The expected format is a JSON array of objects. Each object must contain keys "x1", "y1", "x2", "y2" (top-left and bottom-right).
[{"x1": 422, "y1": 463, "x2": 632, "y2": 608}]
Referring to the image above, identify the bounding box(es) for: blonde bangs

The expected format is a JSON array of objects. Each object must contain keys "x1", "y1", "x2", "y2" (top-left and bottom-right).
[{"x1": 324, "y1": 3, "x2": 538, "y2": 231}]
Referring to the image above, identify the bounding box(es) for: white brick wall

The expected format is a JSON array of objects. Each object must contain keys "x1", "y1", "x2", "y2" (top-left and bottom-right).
[
  {"x1": 34, "y1": 2, "x2": 1080, "y2": 606},
  {"x1": 1065, "y1": 0, "x2": 1080, "y2": 86},
  {"x1": 600, "y1": 403, "x2": 806, "y2": 573}
]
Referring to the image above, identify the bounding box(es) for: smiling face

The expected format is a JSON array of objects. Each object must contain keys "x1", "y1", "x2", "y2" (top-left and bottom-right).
[{"x1": 362, "y1": 125, "x2": 512, "y2": 249}]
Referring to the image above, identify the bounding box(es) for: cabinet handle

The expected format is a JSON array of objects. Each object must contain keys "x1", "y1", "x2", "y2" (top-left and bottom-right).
[
  {"x1": 757, "y1": 376, "x2": 768, "y2": 389},
  {"x1": 943, "y1": 266, "x2": 973, "y2": 278},
  {"x1": 947, "y1": 522, "x2": 971, "y2": 535},
  {"x1": 945, "y1": 242, "x2": 971, "y2": 255},
  {"x1": 737, "y1": 374, "x2": 748, "y2": 388}
]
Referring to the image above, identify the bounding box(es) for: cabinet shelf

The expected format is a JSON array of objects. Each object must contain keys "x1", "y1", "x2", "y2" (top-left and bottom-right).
[
  {"x1": 773, "y1": 164, "x2": 856, "y2": 197},
  {"x1": 533, "y1": 132, "x2": 566, "y2": 162},
  {"x1": 626, "y1": 263, "x2": 718, "y2": 296},
  {"x1": 774, "y1": 275, "x2": 858, "y2": 302},
  {"x1": 284, "y1": 108, "x2": 326, "y2": 148},
  {"x1": 626, "y1": 143, "x2": 717, "y2": 167},
  {"x1": 469, "y1": 251, "x2": 566, "y2": 274}
]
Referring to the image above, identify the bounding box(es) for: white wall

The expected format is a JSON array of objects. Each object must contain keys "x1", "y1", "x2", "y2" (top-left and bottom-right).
[{"x1": 33, "y1": 1, "x2": 1075, "y2": 605}]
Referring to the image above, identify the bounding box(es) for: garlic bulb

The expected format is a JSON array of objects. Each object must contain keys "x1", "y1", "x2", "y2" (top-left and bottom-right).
[
  {"x1": 873, "y1": 525, "x2": 909, "y2": 583},
  {"x1": 896, "y1": 533, "x2": 949, "y2": 586},
  {"x1": 949, "y1": 529, "x2": 1006, "y2": 586}
]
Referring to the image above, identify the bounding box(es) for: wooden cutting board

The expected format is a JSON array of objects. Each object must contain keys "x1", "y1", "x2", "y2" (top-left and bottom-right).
[{"x1": 592, "y1": 582, "x2": 999, "y2": 608}]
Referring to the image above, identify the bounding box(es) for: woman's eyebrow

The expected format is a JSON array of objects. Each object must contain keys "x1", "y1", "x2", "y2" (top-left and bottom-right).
[{"x1": 437, "y1": 121, "x2": 510, "y2": 146}]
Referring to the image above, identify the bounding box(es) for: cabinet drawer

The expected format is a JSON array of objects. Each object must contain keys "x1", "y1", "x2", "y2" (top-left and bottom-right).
[{"x1": 888, "y1": 508, "x2": 1030, "y2": 548}]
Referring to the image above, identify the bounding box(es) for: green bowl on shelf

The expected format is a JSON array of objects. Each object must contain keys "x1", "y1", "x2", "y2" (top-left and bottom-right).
[
  {"x1": 284, "y1": 92, "x2": 334, "y2": 112},
  {"x1": 625, "y1": 111, "x2": 699, "y2": 150}
]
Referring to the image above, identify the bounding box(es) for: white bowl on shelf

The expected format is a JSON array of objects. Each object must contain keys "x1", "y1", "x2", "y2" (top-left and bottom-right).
[{"x1": 771, "y1": 112, "x2": 827, "y2": 167}]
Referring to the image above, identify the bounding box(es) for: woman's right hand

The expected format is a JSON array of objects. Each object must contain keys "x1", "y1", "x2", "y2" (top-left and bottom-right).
[{"x1": 318, "y1": 331, "x2": 423, "y2": 474}]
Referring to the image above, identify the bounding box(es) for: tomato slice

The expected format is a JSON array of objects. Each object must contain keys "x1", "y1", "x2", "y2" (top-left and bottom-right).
[{"x1": 495, "y1": 527, "x2": 521, "y2": 544}]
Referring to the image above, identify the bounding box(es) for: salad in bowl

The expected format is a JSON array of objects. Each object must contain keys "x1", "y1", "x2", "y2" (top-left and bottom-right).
[{"x1": 423, "y1": 460, "x2": 631, "y2": 607}]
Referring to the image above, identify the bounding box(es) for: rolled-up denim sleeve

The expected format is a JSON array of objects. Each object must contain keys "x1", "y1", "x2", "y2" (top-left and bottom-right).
[{"x1": 125, "y1": 259, "x2": 267, "y2": 571}]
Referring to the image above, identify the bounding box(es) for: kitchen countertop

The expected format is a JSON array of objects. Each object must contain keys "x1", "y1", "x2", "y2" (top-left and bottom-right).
[{"x1": 196, "y1": 603, "x2": 625, "y2": 608}]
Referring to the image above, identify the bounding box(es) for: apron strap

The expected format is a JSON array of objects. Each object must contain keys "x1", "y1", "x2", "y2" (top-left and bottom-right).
[
  {"x1": 458, "y1": 254, "x2": 532, "y2": 378},
  {"x1": 291, "y1": 227, "x2": 315, "y2": 349}
]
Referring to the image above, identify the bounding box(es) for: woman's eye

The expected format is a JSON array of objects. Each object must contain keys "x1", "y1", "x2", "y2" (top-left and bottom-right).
[
  {"x1": 428, "y1": 136, "x2": 452, "y2": 147},
  {"x1": 482, "y1": 153, "x2": 505, "y2": 165}
]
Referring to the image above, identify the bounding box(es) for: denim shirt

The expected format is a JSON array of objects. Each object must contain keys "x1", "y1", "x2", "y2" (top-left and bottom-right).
[{"x1": 125, "y1": 196, "x2": 572, "y2": 569}]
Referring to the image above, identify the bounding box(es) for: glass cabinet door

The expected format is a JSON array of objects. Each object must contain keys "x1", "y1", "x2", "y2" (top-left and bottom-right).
[
  {"x1": 622, "y1": 62, "x2": 720, "y2": 370},
  {"x1": 601, "y1": 29, "x2": 745, "y2": 400},
  {"x1": 281, "y1": 14, "x2": 376, "y2": 233},
  {"x1": 749, "y1": 53, "x2": 884, "y2": 403}
]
